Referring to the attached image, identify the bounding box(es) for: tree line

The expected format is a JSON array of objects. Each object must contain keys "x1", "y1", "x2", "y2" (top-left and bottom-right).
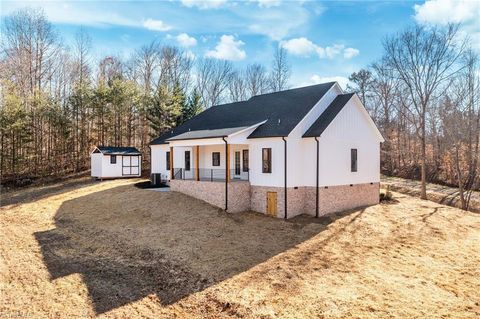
[
  {"x1": 2, "y1": 8, "x2": 479, "y2": 211},
  {"x1": 347, "y1": 24, "x2": 479, "y2": 209},
  {"x1": 0, "y1": 8, "x2": 291, "y2": 186}
]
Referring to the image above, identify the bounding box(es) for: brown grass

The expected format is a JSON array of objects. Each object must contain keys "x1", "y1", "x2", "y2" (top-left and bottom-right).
[{"x1": 1, "y1": 178, "x2": 479, "y2": 318}]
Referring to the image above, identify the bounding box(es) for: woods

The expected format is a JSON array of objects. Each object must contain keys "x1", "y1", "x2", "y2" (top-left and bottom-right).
[
  {"x1": 0, "y1": 8, "x2": 291, "y2": 186},
  {"x1": 348, "y1": 24, "x2": 479, "y2": 209},
  {"x1": 1, "y1": 8, "x2": 479, "y2": 211}
]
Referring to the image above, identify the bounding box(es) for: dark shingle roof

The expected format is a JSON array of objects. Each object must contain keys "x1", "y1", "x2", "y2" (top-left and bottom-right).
[
  {"x1": 96, "y1": 146, "x2": 141, "y2": 155},
  {"x1": 150, "y1": 82, "x2": 336, "y2": 145},
  {"x1": 303, "y1": 93, "x2": 354, "y2": 138}
]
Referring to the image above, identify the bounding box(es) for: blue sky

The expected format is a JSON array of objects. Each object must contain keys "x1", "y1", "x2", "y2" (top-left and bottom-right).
[{"x1": 2, "y1": 0, "x2": 479, "y2": 89}]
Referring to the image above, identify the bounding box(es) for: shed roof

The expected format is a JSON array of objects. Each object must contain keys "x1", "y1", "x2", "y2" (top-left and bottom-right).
[
  {"x1": 150, "y1": 82, "x2": 336, "y2": 144},
  {"x1": 303, "y1": 93, "x2": 355, "y2": 138},
  {"x1": 95, "y1": 146, "x2": 141, "y2": 155}
]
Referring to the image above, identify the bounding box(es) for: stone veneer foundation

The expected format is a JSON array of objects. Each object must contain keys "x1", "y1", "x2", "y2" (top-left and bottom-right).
[
  {"x1": 170, "y1": 180, "x2": 379, "y2": 218},
  {"x1": 170, "y1": 180, "x2": 250, "y2": 213},
  {"x1": 250, "y1": 182, "x2": 379, "y2": 218}
]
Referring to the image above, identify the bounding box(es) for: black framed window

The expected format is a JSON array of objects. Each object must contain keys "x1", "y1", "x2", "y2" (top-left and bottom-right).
[
  {"x1": 212, "y1": 152, "x2": 220, "y2": 166},
  {"x1": 166, "y1": 151, "x2": 170, "y2": 170},
  {"x1": 262, "y1": 148, "x2": 272, "y2": 173},
  {"x1": 185, "y1": 151, "x2": 191, "y2": 171},
  {"x1": 351, "y1": 148, "x2": 357, "y2": 172},
  {"x1": 242, "y1": 150, "x2": 249, "y2": 172},
  {"x1": 110, "y1": 155, "x2": 116, "y2": 164}
]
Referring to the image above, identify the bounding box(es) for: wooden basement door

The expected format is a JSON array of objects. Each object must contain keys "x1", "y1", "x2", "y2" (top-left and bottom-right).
[{"x1": 266, "y1": 192, "x2": 277, "y2": 217}]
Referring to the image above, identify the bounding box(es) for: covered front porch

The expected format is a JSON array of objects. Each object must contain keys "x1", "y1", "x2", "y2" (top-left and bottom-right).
[{"x1": 168, "y1": 142, "x2": 250, "y2": 183}]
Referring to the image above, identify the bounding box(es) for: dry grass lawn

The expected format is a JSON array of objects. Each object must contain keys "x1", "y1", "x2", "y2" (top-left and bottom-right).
[{"x1": 1, "y1": 178, "x2": 479, "y2": 318}]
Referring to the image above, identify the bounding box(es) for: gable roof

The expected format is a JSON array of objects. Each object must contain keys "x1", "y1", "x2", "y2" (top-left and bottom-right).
[
  {"x1": 150, "y1": 82, "x2": 336, "y2": 145},
  {"x1": 303, "y1": 93, "x2": 355, "y2": 138},
  {"x1": 94, "y1": 146, "x2": 141, "y2": 155}
]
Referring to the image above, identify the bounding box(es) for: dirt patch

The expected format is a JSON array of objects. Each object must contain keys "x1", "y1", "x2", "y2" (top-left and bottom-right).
[{"x1": 1, "y1": 178, "x2": 479, "y2": 318}]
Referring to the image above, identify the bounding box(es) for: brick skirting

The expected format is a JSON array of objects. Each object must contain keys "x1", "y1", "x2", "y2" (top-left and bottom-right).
[
  {"x1": 169, "y1": 180, "x2": 250, "y2": 213},
  {"x1": 250, "y1": 183, "x2": 379, "y2": 218},
  {"x1": 170, "y1": 180, "x2": 379, "y2": 218}
]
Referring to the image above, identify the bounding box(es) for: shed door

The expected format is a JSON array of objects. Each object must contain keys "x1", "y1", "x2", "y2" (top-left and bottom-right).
[
  {"x1": 266, "y1": 192, "x2": 277, "y2": 217},
  {"x1": 122, "y1": 156, "x2": 139, "y2": 176}
]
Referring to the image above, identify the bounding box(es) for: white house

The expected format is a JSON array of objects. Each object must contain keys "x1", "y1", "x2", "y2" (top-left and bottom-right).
[
  {"x1": 91, "y1": 146, "x2": 142, "y2": 179},
  {"x1": 150, "y1": 82, "x2": 384, "y2": 218}
]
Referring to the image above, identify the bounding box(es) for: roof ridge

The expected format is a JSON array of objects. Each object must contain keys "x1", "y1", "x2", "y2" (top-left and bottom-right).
[{"x1": 248, "y1": 82, "x2": 336, "y2": 100}]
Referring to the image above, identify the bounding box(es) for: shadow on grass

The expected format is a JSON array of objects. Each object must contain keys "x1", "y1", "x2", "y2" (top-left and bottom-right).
[
  {"x1": 34, "y1": 184, "x2": 363, "y2": 314},
  {"x1": 1, "y1": 178, "x2": 96, "y2": 207}
]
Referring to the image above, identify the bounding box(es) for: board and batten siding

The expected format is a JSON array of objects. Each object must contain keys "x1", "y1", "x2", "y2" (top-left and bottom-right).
[
  {"x1": 248, "y1": 137, "x2": 285, "y2": 187},
  {"x1": 299, "y1": 95, "x2": 381, "y2": 187}
]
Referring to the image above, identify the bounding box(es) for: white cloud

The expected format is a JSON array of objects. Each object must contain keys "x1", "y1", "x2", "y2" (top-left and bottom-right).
[
  {"x1": 1, "y1": 1, "x2": 139, "y2": 27},
  {"x1": 343, "y1": 47, "x2": 360, "y2": 59},
  {"x1": 414, "y1": 0, "x2": 480, "y2": 25},
  {"x1": 181, "y1": 0, "x2": 227, "y2": 9},
  {"x1": 281, "y1": 37, "x2": 359, "y2": 59},
  {"x1": 205, "y1": 35, "x2": 246, "y2": 60},
  {"x1": 414, "y1": 0, "x2": 480, "y2": 51},
  {"x1": 143, "y1": 18, "x2": 172, "y2": 31},
  {"x1": 254, "y1": 0, "x2": 282, "y2": 8},
  {"x1": 280, "y1": 37, "x2": 319, "y2": 56},
  {"x1": 247, "y1": 4, "x2": 311, "y2": 40},
  {"x1": 176, "y1": 33, "x2": 197, "y2": 47},
  {"x1": 302, "y1": 75, "x2": 351, "y2": 90}
]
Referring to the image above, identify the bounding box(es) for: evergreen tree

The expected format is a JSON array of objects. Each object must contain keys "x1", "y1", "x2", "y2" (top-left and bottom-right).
[{"x1": 183, "y1": 88, "x2": 204, "y2": 122}]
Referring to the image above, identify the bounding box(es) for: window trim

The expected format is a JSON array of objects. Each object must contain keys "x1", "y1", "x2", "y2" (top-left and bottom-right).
[
  {"x1": 166, "y1": 151, "x2": 170, "y2": 170},
  {"x1": 110, "y1": 155, "x2": 117, "y2": 164},
  {"x1": 242, "y1": 149, "x2": 249, "y2": 172},
  {"x1": 262, "y1": 148, "x2": 272, "y2": 173},
  {"x1": 351, "y1": 148, "x2": 358, "y2": 172},
  {"x1": 212, "y1": 152, "x2": 220, "y2": 167},
  {"x1": 184, "y1": 151, "x2": 191, "y2": 171}
]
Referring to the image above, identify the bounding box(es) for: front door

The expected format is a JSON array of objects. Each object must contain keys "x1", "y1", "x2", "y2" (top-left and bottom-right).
[
  {"x1": 234, "y1": 151, "x2": 241, "y2": 176},
  {"x1": 266, "y1": 192, "x2": 277, "y2": 217}
]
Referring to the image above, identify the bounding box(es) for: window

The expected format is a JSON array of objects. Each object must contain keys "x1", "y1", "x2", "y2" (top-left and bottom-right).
[
  {"x1": 351, "y1": 148, "x2": 357, "y2": 172},
  {"x1": 262, "y1": 148, "x2": 272, "y2": 173},
  {"x1": 166, "y1": 151, "x2": 170, "y2": 170},
  {"x1": 185, "y1": 151, "x2": 191, "y2": 171},
  {"x1": 242, "y1": 150, "x2": 249, "y2": 172},
  {"x1": 235, "y1": 151, "x2": 241, "y2": 175},
  {"x1": 212, "y1": 152, "x2": 220, "y2": 166},
  {"x1": 110, "y1": 155, "x2": 116, "y2": 164}
]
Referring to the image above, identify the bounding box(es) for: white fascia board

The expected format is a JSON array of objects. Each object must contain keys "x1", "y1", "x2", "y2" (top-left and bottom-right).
[
  {"x1": 168, "y1": 138, "x2": 225, "y2": 147},
  {"x1": 226, "y1": 120, "x2": 267, "y2": 144},
  {"x1": 287, "y1": 82, "x2": 341, "y2": 138}
]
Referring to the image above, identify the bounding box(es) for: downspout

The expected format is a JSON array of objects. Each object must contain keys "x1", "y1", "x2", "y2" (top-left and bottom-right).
[
  {"x1": 314, "y1": 137, "x2": 319, "y2": 218},
  {"x1": 222, "y1": 137, "x2": 228, "y2": 212},
  {"x1": 282, "y1": 137, "x2": 287, "y2": 219}
]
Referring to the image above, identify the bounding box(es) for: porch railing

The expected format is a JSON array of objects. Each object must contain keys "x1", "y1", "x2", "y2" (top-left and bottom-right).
[{"x1": 173, "y1": 168, "x2": 249, "y2": 182}]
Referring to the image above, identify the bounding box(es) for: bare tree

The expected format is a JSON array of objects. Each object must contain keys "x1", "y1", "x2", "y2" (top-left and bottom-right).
[
  {"x1": 245, "y1": 63, "x2": 269, "y2": 97},
  {"x1": 269, "y1": 46, "x2": 291, "y2": 92},
  {"x1": 383, "y1": 23, "x2": 466, "y2": 199},
  {"x1": 196, "y1": 58, "x2": 233, "y2": 107},
  {"x1": 347, "y1": 69, "x2": 374, "y2": 112},
  {"x1": 228, "y1": 70, "x2": 248, "y2": 102}
]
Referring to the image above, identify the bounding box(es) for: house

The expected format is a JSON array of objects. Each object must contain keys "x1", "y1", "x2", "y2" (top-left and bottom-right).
[
  {"x1": 91, "y1": 146, "x2": 142, "y2": 179},
  {"x1": 150, "y1": 82, "x2": 384, "y2": 218}
]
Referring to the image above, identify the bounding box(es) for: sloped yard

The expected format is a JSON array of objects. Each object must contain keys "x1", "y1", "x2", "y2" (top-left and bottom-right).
[{"x1": 1, "y1": 178, "x2": 479, "y2": 318}]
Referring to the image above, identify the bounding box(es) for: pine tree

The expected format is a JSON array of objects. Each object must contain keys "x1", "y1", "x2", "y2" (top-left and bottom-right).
[{"x1": 183, "y1": 88, "x2": 204, "y2": 123}]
